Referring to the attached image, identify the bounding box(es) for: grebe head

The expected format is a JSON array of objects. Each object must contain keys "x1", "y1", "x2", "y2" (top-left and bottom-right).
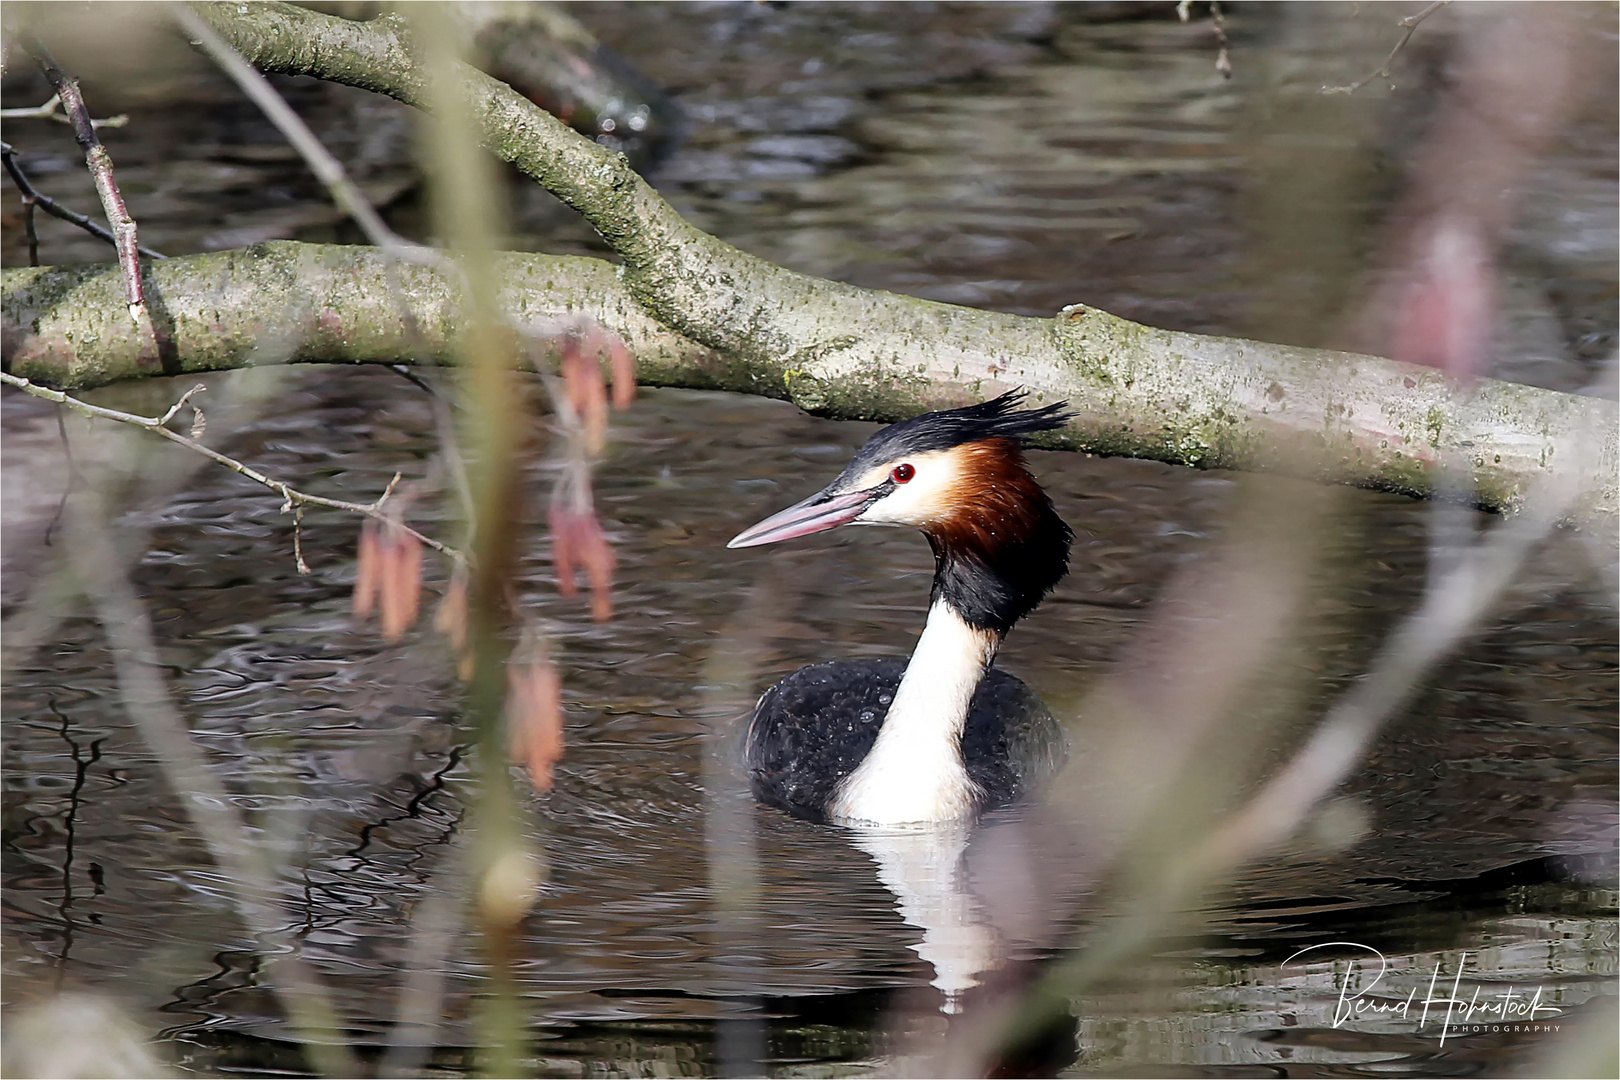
[{"x1": 728, "y1": 390, "x2": 1074, "y2": 634}]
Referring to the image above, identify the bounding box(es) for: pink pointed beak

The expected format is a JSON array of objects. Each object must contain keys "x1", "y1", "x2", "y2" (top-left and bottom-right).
[{"x1": 727, "y1": 488, "x2": 880, "y2": 549}]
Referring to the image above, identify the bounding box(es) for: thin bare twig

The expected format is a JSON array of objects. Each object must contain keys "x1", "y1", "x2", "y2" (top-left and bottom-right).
[
  {"x1": 1322, "y1": 1, "x2": 1451, "y2": 96},
  {"x1": 292, "y1": 504, "x2": 311, "y2": 575},
  {"x1": 27, "y1": 43, "x2": 155, "y2": 332},
  {"x1": 1, "y1": 142, "x2": 167, "y2": 260},
  {"x1": 373, "y1": 470, "x2": 406, "y2": 509},
  {"x1": 1210, "y1": 1, "x2": 1232, "y2": 80},
  {"x1": 0, "y1": 372, "x2": 464, "y2": 564},
  {"x1": 156, "y1": 383, "x2": 208, "y2": 427},
  {"x1": 23, "y1": 191, "x2": 39, "y2": 265},
  {"x1": 171, "y1": 5, "x2": 443, "y2": 272},
  {"x1": 0, "y1": 92, "x2": 129, "y2": 128},
  {"x1": 3, "y1": 327, "x2": 307, "y2": 685},
  {"x1": 1178, "y1": 1, "x2": 1232, "y2": 79}
]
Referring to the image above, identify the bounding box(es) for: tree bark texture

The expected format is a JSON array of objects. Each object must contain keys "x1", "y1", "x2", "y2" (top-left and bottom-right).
[
  {"x1": 1, "y1": 243, "x2": 724, "y2": 389},
  {"x1": 2, "y1": 1, "x2": 1613, "y2": 523}
]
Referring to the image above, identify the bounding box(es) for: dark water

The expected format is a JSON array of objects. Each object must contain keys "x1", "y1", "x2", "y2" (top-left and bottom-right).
[{"x1": 3, "y1": 4, "x2": 1615, "y2": 1077}]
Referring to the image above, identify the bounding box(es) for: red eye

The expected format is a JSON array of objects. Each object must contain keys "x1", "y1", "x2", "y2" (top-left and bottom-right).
[{"x1": 891, "y1": 463, "x2": 915, "y2": 484}]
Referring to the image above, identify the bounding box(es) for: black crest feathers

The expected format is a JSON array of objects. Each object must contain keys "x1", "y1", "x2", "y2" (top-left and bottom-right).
[{"x1": 849, "y1": 390, "x2": 1071, "y2": 466}]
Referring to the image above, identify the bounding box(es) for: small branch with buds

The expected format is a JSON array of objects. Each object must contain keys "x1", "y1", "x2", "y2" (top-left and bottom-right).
[
  {"x1": 0, "y1": 372, "x2": 463, "y2": 566},
  {"x1": 1177, "y1": 0, "x2": 1232, "y2": 80},
  {"x1": 1322, "y1": 1, "x2": 1451, "y2": 96},
  {"x1": 0, "y1": 92, "x2": 129, "y2": 129}
]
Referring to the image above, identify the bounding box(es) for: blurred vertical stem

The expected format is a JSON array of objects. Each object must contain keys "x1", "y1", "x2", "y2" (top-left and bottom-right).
[
  {"x1": 701, "y1": 582, "x2": 792, "y2": 1077},
  {"x1": 413, "y1": 4, "x2": 535, "y2": 1076},
  {"x1": 954, "y1": 32, "x2": 1395, "y2": 1066},
  {"x1": 66, "y1": 491, "x2": 357, "y2": 1078}
]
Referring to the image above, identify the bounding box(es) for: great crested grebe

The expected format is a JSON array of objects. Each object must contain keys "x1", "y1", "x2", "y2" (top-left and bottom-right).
[{"x1": 728, "y1": 391, "x2": 1073, "y2": 825}]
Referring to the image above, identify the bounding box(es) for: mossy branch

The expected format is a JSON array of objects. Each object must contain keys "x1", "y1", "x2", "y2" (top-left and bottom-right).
[
  {"x1": 2, "y1": 243, "x2": 728, "y2": 391},
  {"x1": 6, "y1": 242, "x2": 1613, "y2": 523}
]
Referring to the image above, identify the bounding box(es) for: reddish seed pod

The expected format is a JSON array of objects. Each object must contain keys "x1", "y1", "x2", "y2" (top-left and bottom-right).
[
  {"x1": 353, "y1": 520, "x2": 382, "y2": 619},
  {"x1": 548, "y1": 502, "x2": 580, "y2": 598},
  {"x1": 548, "y1": 497, "x2": 617, "y2": 621},
  {"x1": 507, "y1": 657, "x2": 565, "y2": 793},
  {"x1": 606, "y1": 335, "x2": 636, "y2": 410},
  {"x1": 561, "y1": 336, "x2": 609, "y2": 455},
  {"x1": 434, "y1": 567, "x2": 470, "y2": 662},
  {"x1": 377, "y1": 524, "x2": 423, "y2": 642}
]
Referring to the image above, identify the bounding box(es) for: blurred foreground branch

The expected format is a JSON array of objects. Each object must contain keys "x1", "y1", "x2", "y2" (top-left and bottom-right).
[
  {"x1": 1200, "y1": 427, "x2": 1600, "y2": 871},
  {"x1": 940, "y1": 357, "x2": 1615, "y2": 1072},
  {"x1": 63, "y1": 491, "x2": 357, "y2": 1076}
]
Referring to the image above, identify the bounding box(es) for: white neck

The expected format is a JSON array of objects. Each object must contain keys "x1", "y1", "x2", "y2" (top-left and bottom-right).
[{"x1": 829, "y1": 601, "x2": 998, "y2": 825}]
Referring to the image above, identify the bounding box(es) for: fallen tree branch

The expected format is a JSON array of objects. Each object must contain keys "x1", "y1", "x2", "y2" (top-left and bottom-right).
[
  {"x1": 5, "y1": 241, "x2": 1614, "y2": 522},
  {"x1": 1, "y1": 243, "x2": 722, "y2": 389},
  {"x1": 0, "y1": 369, "x2": 462, "y2": 564}
]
